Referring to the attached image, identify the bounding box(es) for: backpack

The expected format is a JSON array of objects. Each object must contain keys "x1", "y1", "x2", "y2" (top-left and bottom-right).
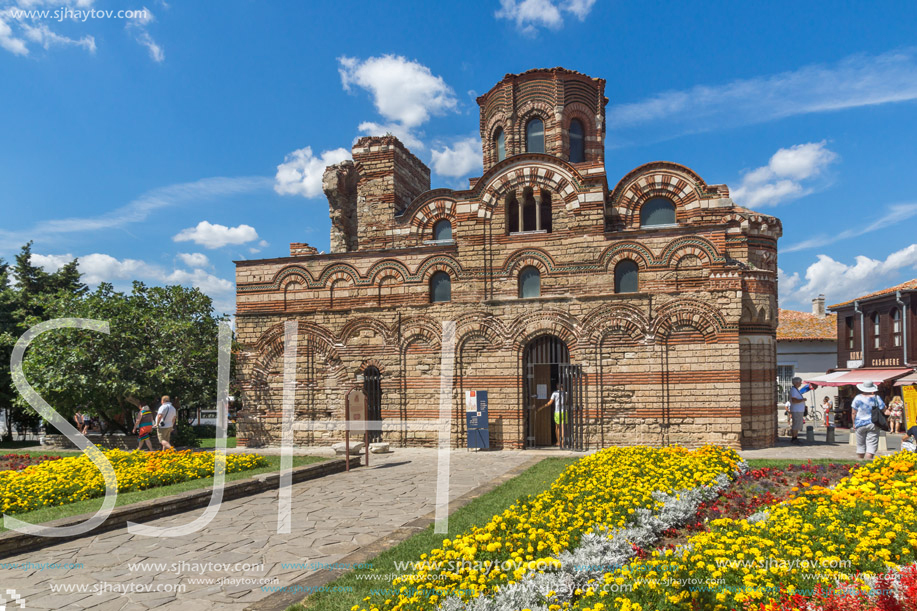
[{"x1": 870, "y1": 397, "x2": 890, "y2": 432}]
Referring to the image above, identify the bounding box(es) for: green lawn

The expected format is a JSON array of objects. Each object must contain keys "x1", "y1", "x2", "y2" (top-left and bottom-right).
[
  {"x1": 199, "y1": 436, "x2": 237, "y2": 448},
  {"x1": 0, "y1": 453, "x2": 325, "y2": 532},
  {"x1": 288, "y1": 457, "x2": 577, "y2": 611}
]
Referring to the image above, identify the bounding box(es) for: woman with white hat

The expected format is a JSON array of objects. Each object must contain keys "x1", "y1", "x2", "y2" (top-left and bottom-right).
[{"x1": 851, "y1": 380, "x2": 890, "y2": 460}]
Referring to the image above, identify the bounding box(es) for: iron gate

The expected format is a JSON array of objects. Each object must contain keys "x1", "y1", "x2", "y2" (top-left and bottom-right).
[
  {"x1": 559, "y1": 364, "x2": 585, "y2": 451},
  {"x1": 363, "y1": 366, "x2": 382, "y2": 442}
]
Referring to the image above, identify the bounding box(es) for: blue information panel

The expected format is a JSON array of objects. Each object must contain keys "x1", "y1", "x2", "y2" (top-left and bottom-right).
[{"x1": 464, "y1": 390, "x2": 489, "y2": 449}]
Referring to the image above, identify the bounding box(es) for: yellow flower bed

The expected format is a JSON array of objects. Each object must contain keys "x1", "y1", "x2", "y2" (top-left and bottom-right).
[
  {"x1": 359, "y1": 445, "x2": 742, "y2": 611},
  {"x1": 0, "y1": 449, "x2": 267, "y2": 515},
  {"x1": 578, "y1": 452, "x2": 917, "y2": 611}
]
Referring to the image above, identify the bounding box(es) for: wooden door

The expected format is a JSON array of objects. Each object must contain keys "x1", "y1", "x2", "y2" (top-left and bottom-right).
[{"x1": 533, "y1": 364, "x2": 552, "y2": 446}]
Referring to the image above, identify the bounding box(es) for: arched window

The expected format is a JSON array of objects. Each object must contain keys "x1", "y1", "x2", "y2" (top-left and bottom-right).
[
  {"x1": 432, "y1": 219, "x2": 452, "y2": 241},
  {"x1": 430, "y1": 271, "x2": 451, "y2": 303},
  {"x1": 891, "y1": 308, "x2": 902, "y2": 347},
  {"x1": 640, "y1": 197, "x2": 676, "y2": 226},
  {"x1": 495, "y1": 128, "x2": 506, "y2": 162},
  {"x1": 569, "y1": 119, "x2": 585, "y2": 163},
  {"x1": 525, "y1": 118, "x2": 545, "y2": 154},
  {"x1": 614, "y1": 260, "x2": 639, "y2": 294},
  {"x1": 518, "y1": 266, "x2": 541, "y2": 298}
]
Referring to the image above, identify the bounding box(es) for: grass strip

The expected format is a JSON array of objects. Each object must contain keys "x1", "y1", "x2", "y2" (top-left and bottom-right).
[
  {"x1": 289, "y1": 457, "x2": 577, "y2": 611},
  {"x1": 0, "y1": 454, "x2": 325, "y2": 532}
]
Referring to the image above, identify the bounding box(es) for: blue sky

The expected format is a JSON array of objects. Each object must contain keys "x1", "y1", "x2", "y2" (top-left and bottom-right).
[{"x1": 2, "y1": 0, "x2": 917, "y2": 316}]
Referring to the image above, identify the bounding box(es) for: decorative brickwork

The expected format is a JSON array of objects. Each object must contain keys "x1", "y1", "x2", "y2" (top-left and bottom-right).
[{"x1": 235, "y1": 67, "x2": 782, "y2": 451}]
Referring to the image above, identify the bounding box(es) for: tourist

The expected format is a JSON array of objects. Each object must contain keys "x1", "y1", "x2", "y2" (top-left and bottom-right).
[
  {"x1": 73, "y1": 409, "x2": 90, "y2": 435},
  {"x1": 782, "y1": 401, "x2": 792, "y2": 437},
  {"x1": 542, "y1": 383, "x2": 567, "y2": 448},
  {"x1": 888, "y1": 396, "x2": 905, "y2": 433},
  {"x1": 154, "y1": 395, "x2": 177, "y2": 450},
  {"x1": 851, "y1": 381, "x2": 889, "y2": 460},
  {"x1": 902, "y1": 425, "x2": 917, "y2": 453},
  {"x1": 132, "y1": 403, "x2": 155, "y2": 451},
  {"x1": 821, "y1": 396, "x2": 834, "y2": 426},
  {"x1": 788, "y1": 378, "x2": 813, "y2": 444}
]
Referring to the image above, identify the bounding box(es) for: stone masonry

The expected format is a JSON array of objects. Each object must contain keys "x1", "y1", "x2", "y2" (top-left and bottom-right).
[{"x1": 234, "y1": 67, "x2": 782, "y2": 451}]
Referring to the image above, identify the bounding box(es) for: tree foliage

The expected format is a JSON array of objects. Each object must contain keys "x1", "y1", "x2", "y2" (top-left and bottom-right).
[
  {"x1": 15, "y1": 282, "x2": 227, "y2": 432},
  {"x1": 1, "y1": 244, "x2": 227, "y2": 438}
]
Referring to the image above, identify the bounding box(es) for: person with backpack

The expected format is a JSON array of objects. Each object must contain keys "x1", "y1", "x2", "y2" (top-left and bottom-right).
[
  {"x1": 851, "y1": 381, "x2": 890, "y2": 460},
  {"x1": 154, "y1": 395, "x2": 177, "y2": 450}
]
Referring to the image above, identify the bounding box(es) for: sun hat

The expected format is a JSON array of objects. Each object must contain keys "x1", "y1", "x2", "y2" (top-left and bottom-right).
[{"x1": 856, "y1": 380, "x2": 878, "y2": 393}]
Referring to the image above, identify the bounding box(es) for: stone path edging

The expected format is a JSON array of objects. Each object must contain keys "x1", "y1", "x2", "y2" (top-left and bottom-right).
[
  {"x1": 0, "y1": 457, "x2": 360, "y2": 558},
  {"x1": 247, "y1": 456, "x2": 544, "y2": 611}
]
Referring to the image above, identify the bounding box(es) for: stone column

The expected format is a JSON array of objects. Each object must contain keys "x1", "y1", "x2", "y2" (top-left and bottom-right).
[
  {"x1": 534, "y1": 189, "x2": 543, "y2": 231},
  {"x1": 516, "y1": 188, "x2": 525, "y2": 232}
]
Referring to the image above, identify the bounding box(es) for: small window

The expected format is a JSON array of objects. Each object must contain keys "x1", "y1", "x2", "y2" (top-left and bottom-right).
[
  {"x1": 614, "y1": 260, "x2": 639, "y2": 293},
  {"x1": 777, "y1": 365, "x2": 795, "y2": 404},
  {"x1": 569, "y1": 119, "x2": 585, "y2": 163},
  {"x1": 891, "y1": 308, "x2": 902, "y2": 347},
  {"x1": 430, "y1": 271, "x2": 451, "y2": 303},
  {"x1": 846, "y1": 316, "x2": 855, "y2": 350},
  {"x1": 526, "y1": 118, "x2": 545, "y2": 154},
  {"x1": 433, "y1": 219, "x2": 452, "y2": 241},
  {"x1": 495, "y1": 128, "x2": 506, "y2": 162},
  {"x1": 873, "y1": 313, "x2": 881, "y2": 349},
  {"x1": 518, "y1": 266, "x2": 541, "y2": 298},
  {"x1": 640, "y1": 197, "x2": 676, "y2": 226}
]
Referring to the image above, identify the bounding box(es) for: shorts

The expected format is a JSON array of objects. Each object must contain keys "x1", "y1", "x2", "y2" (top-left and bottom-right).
[
  {"x1": 791, "y1": 412, "x2": 804, "y2": 433},
  {"x1": 855, "y1": 423, "x2": 879, "y2": 455},
  {"x1": 554, "y1": 411, "x2": 567, "y2": 424},
  {"x1": 157, "y1": 427, "x2": 173, "y2": 444}
]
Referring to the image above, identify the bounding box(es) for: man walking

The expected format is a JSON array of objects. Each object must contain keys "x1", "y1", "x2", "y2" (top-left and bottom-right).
[
  {"x1": 154, "y1": 395, "x2": 177, "y2": 450},
  {"x1": 788, "y1": 377, "x2": 813, "y2": 444}
]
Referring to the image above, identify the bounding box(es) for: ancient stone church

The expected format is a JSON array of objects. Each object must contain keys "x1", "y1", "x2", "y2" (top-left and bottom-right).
[{"x1": 235, "y1": 67, "x2": 781, "y2": 450}]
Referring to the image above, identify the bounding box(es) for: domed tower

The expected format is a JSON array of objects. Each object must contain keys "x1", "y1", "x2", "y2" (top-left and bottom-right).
[{"x1": 477, "y1": 67, "x2": 607, "y2": 172}]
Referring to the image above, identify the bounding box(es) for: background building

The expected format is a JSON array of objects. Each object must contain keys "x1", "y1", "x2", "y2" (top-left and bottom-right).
[
  {"x1": 776, "y1": 296, "x2": 838, "y2": 412},
  {"x1": 234, "y1": 67, "x2": 782, "y2": 450}
]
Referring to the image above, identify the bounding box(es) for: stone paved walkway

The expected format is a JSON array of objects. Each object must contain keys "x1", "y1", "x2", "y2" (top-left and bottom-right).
[{"x1": 0, "y1": 449, "x2": 538, "y2": 611}]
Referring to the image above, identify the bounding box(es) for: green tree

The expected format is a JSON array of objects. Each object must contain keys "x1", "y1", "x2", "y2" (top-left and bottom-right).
[
  {"x1": 14, "y1": 282, "x2": 227, "y2": 433},
  {"x1": 1, "y1": 243, "x2": 87, "y2": 439}
]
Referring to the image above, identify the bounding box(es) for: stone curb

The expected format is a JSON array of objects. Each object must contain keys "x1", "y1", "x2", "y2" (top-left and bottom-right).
[
  {"x1": 249, "y1": 455, "x2": 545, "y2": 611},
  {"x1": 0, "y1": 456, "x2": 361, "y2": 559}
]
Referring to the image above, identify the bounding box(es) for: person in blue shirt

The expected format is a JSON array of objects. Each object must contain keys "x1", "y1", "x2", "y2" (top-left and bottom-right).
[
  {"x1": 851, "y1": 381, "x2": 889, "y2": 460},
  {"x1": 788, "y1": 377, "x2": 813, "y2": 444}
]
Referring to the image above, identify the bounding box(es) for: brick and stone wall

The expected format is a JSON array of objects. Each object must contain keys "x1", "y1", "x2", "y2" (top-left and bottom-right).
[{"x1": 235, "y1": 67, "x2": 782, "y2": 451}]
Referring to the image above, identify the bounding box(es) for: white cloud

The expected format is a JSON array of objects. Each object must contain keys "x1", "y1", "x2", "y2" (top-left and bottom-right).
[
  {"x1": 339, "y1": 55, "x2": 458, "y2": 150},
  {"x1": 165, "y1": 268, "x2": 232, "y2": 294},
  {"x1": 780, "y1": 244, "x2": 917, "y2": 308},
  {"x1": 731, "y1": 141, "x2": 837, "y2": 208},
  {"x1": 608, "y1": 49, "x2": 917, "y2": 141},
  {"x1": 0, "y1": 176, "x2": 272, "y2": 250},
  {"x1": 274, "y1": 146, "x2": 351, "y2": 198},
  {"x1": 133, "y1": 29, "x2": 163, "y2": 62},
  {"x1": 21, "y1": 22, "x2": 95, "y2": 52},
  {"x1": 0, "y1": 14, "x2": 28, "y2": 55},
  {"x1": 783, "y1": 202, "x2": 917, "y2": 253},
  {"x1": 176, "y1": 252, "x2": 209, "y2": 268},
  {"x1": 173, "y1": 221, "x2": 259, "y2": 249},
  {"x1": 431, "y1": 137, "x2": 483, "y2": 178},
  {"x1": 32, "y1": 251, "x2": 236, "y2": 315},
  {"x1": 495, "y1": 0, "x2": 595, "y2": 34}
]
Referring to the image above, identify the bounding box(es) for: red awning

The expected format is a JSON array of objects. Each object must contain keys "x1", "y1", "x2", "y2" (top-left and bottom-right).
[
  {"x1": 808, "y1": 368, "x2": 913, "y2": 387},
  {"x1": 895, "y1": 373, "x2": 917, "y2": 387}
]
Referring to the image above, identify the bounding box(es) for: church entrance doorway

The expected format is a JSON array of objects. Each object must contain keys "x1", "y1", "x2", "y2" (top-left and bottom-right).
[{"x1": 523, "y1": 335, "x2": 584, "y2": 449}]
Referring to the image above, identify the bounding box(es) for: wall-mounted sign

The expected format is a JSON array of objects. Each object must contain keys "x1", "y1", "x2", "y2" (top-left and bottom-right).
[
  {"x1": 846, "y1": 360, "x2": 864, "y2": 369},
  {"x1": 464, "y1": 390, "x2": 489, "y2": 449}
]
